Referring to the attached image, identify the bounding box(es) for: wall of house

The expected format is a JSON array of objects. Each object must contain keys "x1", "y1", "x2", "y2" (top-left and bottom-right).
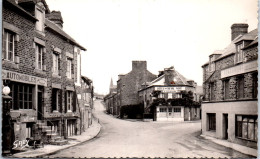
[{"x1": 202, "y1": 100, "x2": 257, "y2": 148}]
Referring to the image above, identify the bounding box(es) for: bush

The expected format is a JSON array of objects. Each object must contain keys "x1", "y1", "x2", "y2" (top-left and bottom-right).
[{"x1": 120, "y1": 103, "x2": 144, "y2": 119}]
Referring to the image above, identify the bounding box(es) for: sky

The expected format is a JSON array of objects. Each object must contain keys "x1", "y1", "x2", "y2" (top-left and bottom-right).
[{"x1": 46, "y1": 0, "x2": 258, "y2": 95}]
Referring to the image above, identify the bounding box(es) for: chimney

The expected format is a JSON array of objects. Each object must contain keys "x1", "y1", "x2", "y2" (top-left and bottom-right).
[
  {"x1": 132, "y1": 61, "x2": 147, "y2": 71},
  {"x1": 47, "y1": 11, "x2": 64, "y2": 28},
  {"x1": 164, "y1": 67, "x2": 174, "y2": 85},
  {"x1": 118, "y1": 74, "x2": 125, "y2": 80},
  {"x1": 231, "y1": 23, "x2": 248, "y2": 41}
]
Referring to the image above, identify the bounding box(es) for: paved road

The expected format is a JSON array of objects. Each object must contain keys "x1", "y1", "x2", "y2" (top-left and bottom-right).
[{"x1": 46, "y1": 100, "x2": 251, "y2": 158}]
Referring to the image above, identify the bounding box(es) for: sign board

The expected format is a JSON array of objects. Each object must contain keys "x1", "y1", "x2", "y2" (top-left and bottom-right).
[
  {"x1": 155, "y1": 86, "x2": 185, "y2": 93},
  {"x1": 2, "y1": 70, "x2": 47, "y2": 86},
  {"x1": 221, "y1": 60, "x2": 257, "y2": 78}
]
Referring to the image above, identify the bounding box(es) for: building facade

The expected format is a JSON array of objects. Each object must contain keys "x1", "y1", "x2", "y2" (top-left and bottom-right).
[
  {"x1": 138, "y1": 66, "x2": 202, "y2": 122},
  {"x1": 104, "y1": 61, "x2": 157, "y2": 117},
  {"x1": 2, "y1": 0, "x2": 87, "y2": 148},
  {"x1": 201, "y1": 23, "x2": 258, "y2": 148}
]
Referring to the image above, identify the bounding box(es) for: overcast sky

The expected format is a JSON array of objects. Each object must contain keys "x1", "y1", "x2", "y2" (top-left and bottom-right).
[{"x1": 46, "y1": 0, "x2": 257, "y2": 95}]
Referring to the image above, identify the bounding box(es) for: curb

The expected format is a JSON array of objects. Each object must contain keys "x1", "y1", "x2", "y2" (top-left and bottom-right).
[
  {"x1": 200, "y1": 134, "x2": 257, "y2": 157},
  {"x1": 12, "y1": 122, "x2": 102, "y2": 158}
]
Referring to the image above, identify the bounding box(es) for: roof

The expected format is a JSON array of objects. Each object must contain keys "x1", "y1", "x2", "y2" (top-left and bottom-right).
[
  {"x1": 45, "y1": 19, "x2": 86, "y2": 51},
  {"x1": 81, "y1": 75, "x2": 92, "y2": 85},
  {"x1": 243, "y1": 37, "x2": 258, "y2": 49},
  {"x1": 233, "y1": 29, "x2": 258, "y2": 44},
  {"x1": 18, "y1": 0, "x2": 50, "y2": 13},
  {"x1": 148, "y1": 68, "x2": 192, "y2": 87},
  {"x1": 5, "y1": 0, "x2": 38, "y2": 21}
]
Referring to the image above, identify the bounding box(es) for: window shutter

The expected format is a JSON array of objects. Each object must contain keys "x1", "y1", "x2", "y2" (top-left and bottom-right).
[
  {"x1": 51, "y1": 89, "x2": 56, "y2": 112},
  {"x1": 71, "y1": 62, "x2": 74, "y2": 78},
  {"x1": 59, "y1": 89, "x2": 62, "y2": 113},
  {"x1": 65, "y1": 91, "x2": 67, "y2": 113},
  {"x1": 72, "y1": 91, "x2": 77, "y2": 112},
  {"x1": 58, "y1": 58, "x2": 61, "y2": 75}
]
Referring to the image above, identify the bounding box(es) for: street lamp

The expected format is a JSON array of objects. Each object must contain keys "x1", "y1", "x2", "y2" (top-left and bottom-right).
[{"x1": 2, "y1": 85, "x2": 14, "y2": 155}]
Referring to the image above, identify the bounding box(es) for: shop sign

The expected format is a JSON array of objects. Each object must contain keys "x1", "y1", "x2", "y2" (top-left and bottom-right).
[
  {"x1": 221, "y1": 60, "x2": 257, "y2": 78},
  {"x1": 2, "y1": 70, "x2": 47, "y2": 86},
  {"x1": 155, "y1": 86, "x2": 185, "y2": 93},
  {"x1": 20, "y1": 116, "x2": 36, "y2": 122}
]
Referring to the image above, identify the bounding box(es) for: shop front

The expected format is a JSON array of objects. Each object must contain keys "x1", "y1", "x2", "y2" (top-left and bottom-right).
[
  {"x1": 2, "y1": 70, "x2": 47, "y2": 143},
  {"x1": 156, "y1": 106, "x2": 184, "y2": 121}
]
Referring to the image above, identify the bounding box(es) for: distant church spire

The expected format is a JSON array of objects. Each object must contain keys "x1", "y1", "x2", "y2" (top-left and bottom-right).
[{"x1": 110, "y1": 78, "x2": 114, "y2": 89}]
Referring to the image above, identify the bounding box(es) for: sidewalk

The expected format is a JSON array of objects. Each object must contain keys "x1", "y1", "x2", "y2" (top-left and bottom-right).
[
  {"x1": 11, "y1": 120, "x2": 101, "y2": 158},
  {"x1": 200, "y1": 134, "x2": 257, "y2": 157}
]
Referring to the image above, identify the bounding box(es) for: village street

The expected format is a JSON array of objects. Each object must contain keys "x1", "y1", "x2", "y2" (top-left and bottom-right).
[{"x1": 46, "y1": 100, "x2": 251, "y2": 158}]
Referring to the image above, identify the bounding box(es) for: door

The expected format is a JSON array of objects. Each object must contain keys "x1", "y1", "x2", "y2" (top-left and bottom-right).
[
  {"x1": 37, "y1": 91, "x2": 43, "y2": 120},
  {"x1": 223, "y1": 114, "x2": 228, "y2": 139}
]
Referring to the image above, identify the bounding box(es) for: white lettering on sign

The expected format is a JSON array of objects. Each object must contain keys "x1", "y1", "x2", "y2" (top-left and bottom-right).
[
  {"x1": 13, "y1": 139, "x2": 29, "y2": 149},
  {"x1": 2, "y1": 70, "x2": 47, "y2": 86},
  {"x1": 155, "y1": 87, "x2": 185, "y2": 93}
]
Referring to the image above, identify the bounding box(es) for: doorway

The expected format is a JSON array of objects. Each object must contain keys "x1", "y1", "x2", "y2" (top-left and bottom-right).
[
  {"x1": 37, "y1": 91, "x2": 43, "y2": 120},
  {"x1": 223, "y1": 114, "x2": 228, "y2": 140}
]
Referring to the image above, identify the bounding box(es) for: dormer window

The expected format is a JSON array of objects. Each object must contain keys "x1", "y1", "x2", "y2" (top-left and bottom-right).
[
  {"x1": 35, "y1": 3, "x2": 45, "y2": 33},
  {"x1": 235, "y1": 42, "x2": 244, "y2": 64}
]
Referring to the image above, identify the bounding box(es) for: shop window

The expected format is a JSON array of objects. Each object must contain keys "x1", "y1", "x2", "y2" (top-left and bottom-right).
[
  {"x1": 52, "y1": 52, "x2": 59, "y2": 75},
  {"x1": 173, "y1": 108, "x2": 181, "y2": 112},
  {"x1": 168, "y1": 108, "x2": 172, "y2": 112},
  {"x1": 159, "y1": 108, "x2": 167, "y2": 112},
  {"x1": 224, "y1": 79, "x2": 230, "y2": 100},
  {"x1": 35, "y1": 44, "x2": 43, "y2": 70},
  {"x1": 26, "y1": 123, "x2": 33, "y2": 138},
  {"x1": 2, "y1": 30, "x2": 15, "y2": 61},
  {"x1": 237, "y1": 75, "x2": 244, "y2": 99},
  {"x1": 158, "y1": 93, "x2": 164, "y2": 98},
  {"x1": 252, "y1": 72, "x2": 258, "y2": 99},
  {"x1": 66, "y1": 58, "x2": 73, "y2": 78},
  {"x1": 18, "y1": 84, "x2": 33, "y2": 109},
  {"x1": 207, "y1": 113, "x2": 216, "y2": 131},
  {"x1": 236, "y1": 115, "x2": 257, "y2": 141}
]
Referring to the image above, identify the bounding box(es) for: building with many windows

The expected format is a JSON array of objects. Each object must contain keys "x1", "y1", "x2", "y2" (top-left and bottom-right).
[
  {"x1": 2, "y1": 0, "x2": 87, "y2": 148},
  {"x1": 201, "y1": 23, "x2": 258, "y2": 148},
  {"x1": 138, "y1": 66, "x2": 202, "y2": 121}
]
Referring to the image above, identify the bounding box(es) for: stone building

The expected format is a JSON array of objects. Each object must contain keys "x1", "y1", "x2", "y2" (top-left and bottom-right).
[
  {"x1": 138, "y1": 66, "x2": 201, "y2": 121},
  {"x1": 80, "y1": 76, "x2": 94, "y2": 132},
  {"x1": 201, "y1": 23, "x2": 258, "y2": 148},
  {"x1": 2, "y1": 0, "x2": 87, "y2": 148},
  {"x1": 104, "y1": 61, "x2": 157, "y2": 117}
]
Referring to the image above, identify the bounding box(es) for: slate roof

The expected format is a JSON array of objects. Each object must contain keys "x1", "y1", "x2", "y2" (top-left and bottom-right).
[
  {"x1": 18, "y1": 0, "x2": 50, "y2": 13},
  {"x1": 5, "y1": 0, "x2": 38, "y2": 21}
]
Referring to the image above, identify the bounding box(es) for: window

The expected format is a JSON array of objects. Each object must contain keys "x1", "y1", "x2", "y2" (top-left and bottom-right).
[
  {"x1": 67, "y1": 58, "x2": 72, "y2": 78},
  {"x1": 168, "y1": 108, "x2": 172, "y2": 112},
  {"x1": 237, "y1": 76, "x2": 244, "y2": 99},
  {"x1": 159, "y1": 108, "x2": 167, "y2": 112},
  {"x1": 236, "y1": 115, "x2": 257, "y2": 141},
  {"x1": 174, "y1": 93, "x2": 182, "y2": 99},
  {"x1": 209, "y1": 56, "x2": 215, "y2": 72},
  {"x1": 3, "y1": 30, "x2": 15, "y2": 61},
  {"x1": 224, "y1": 79, "x2": 230, "y2": 100},
  {"x1": 53, "y1": 53, "x2": 59, "y2": 74},
  {"x1": 235, "y1": 43, "x2": 244, "y2": 63},
  {"x1": 208, "y1": 113, "x2": 216, "y2": 131},
  {"x1": 35, "y1": 8, "x2": 44, "y2": 32},
  {"x1": 173, "y1": 108, "x2": 181, "y2": 112},
  {"x1": 210, "y1": 82, "x2": 215, "y2": 101},
  {"x1": 67, "y1": 91, "x2": 73, "y2": 111},
  {"x1": 158, "y1": 93, "x2": 164, "y2": 98},
  {"x1": 252, "y1": 72, "x2": 258, "y2": 99},
  {"x1": 26, "y1": 123, "x2": 33, "y2": 138},
  {"x1": 36, "y1": 44, "x2": 43, "y2": 70},
  {"x1": 52, "y1": 88, "x2": 60, "y2": 111},
  {"x1": 168, "y1": 93, "x2": 173, "y2": 99},
  {"x1": 18, "y1": 84, "x2": 33, "y2": 109}
]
